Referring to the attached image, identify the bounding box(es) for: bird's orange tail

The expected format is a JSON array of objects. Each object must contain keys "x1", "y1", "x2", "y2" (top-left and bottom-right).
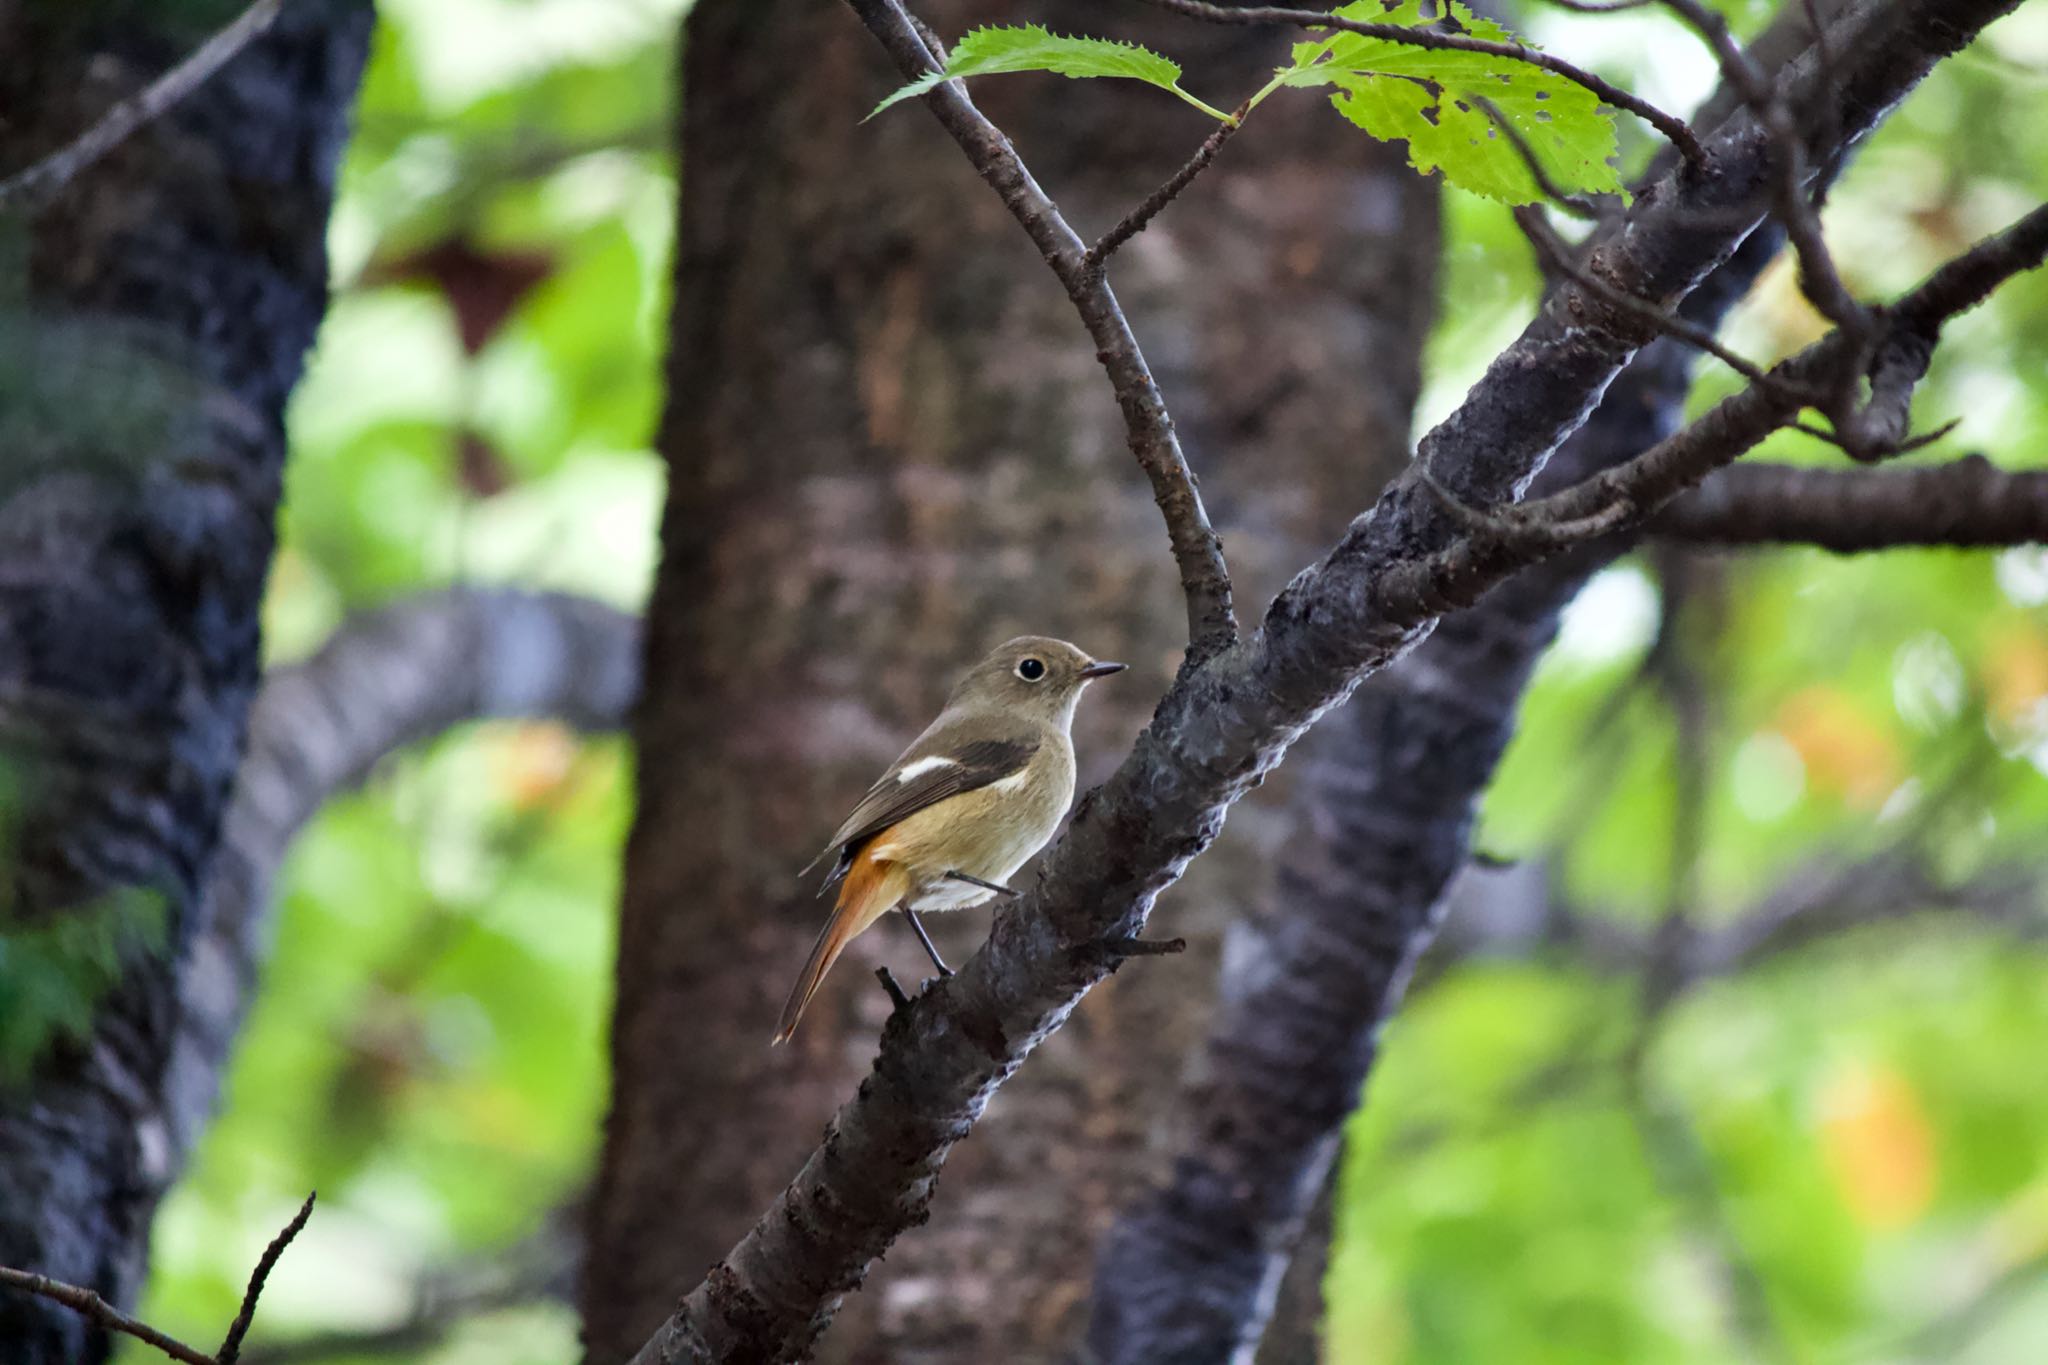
[{"x1": 774, "y1": 849, "x2": 908, "y2": 1043}]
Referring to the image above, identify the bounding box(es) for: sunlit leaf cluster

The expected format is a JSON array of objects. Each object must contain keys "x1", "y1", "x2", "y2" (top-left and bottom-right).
[{"x1": 872, "y1": 2, "x2": 1622, "y2": 203}]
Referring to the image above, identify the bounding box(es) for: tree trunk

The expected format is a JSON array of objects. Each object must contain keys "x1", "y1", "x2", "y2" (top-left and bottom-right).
[
  {"x1": 0, "y1": 4, "x2": 369, "y2": 1359},
  {"x1": 580, "y1": 2, "x2": 1437, "y2": 1361}
]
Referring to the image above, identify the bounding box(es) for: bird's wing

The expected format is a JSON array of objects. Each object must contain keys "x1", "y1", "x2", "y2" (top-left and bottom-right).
[{"x1": 805, "y1": 723, "x2": 1040, "y2": 889}]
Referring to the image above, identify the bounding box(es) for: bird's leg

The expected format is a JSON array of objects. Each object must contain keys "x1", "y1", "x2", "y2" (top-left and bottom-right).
[
  {"x1": 943, "y1": 870, "x2": 1018, "y2": 899},
  {"x1": 902, "y1": 906, "x2": 953, "y2": 977}
]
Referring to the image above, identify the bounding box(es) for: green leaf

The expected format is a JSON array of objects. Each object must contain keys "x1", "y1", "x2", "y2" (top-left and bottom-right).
[
  {"x1": 870, "y1": 25, "x2": 1231, "y2": 123},
  {"x1": 1275, "y1": 0, "x2": 1622, "y2": 205}
]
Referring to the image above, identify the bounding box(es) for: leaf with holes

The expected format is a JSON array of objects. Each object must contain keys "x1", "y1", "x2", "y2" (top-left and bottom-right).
[
  {"x1": 1273, "y1": 0, "x2": 1622, "y2": 204},
  {"x1": 870, "y1": 24, "x2": 1233, "y2": 123}
]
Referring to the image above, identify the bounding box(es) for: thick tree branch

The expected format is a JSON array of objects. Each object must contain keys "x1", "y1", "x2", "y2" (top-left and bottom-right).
[
  {"x1": 1436, "y1": 853, "x2": 2042, "y2": 986},
  {"x1": 1658, "y1": 457, "x2": 2048, "y2": 549},
  {"x1": 0, "y1": 0, "x2": 284, "y2": 216},
  {"x1": 1659, "y1": 0, "x2": 1871, "y2": 344},
  {"x1": 850, "y1": 0, "x2": 1237, "y2": 655},
  {"x1": 165, "y1": 588, "x2": 639, "y2": 1168},
  {"x1": 630, "y1": 2, "x2": 2022, "y2": 1360}
]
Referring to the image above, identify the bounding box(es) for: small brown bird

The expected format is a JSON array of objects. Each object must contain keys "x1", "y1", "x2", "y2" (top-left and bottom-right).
[{"x1": 774, "y1": 636, "x2": 1124, "y2": 1043}]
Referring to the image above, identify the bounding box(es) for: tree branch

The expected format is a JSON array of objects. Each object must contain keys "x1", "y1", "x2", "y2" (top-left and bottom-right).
[
  {"x1": 1378, "y1": 202, "x2": 2048, "y2": 616},
  {"x1": 629, "y1": 2, "x2": 2024, "y2": 1360},
  {"x1": 1659, "y1": 0, "x2": 1871, "y2": 343},
  {"x1": 218, "y1": 1194, "x2": 316, "y2": 1365},
  {"x1": 163, "y1": 588, "x2": 639, "y2": 1192},
  {"x1": 1435, "y1": 851, "x2": 2042, "y2": 986},
  {"x1": 1085, "y1": 100, "x2": 1250, "y2": 276},
  {"x1": 848, "y1": 0, "x2": 1238, "y2": 656},
  {"x1": 0, "y1": 0, "x2": 284, "y2": 216},
  {"x1": 0, "y1": 1270, "x2": 216, "y2": 1365},
  {"x1": 1657, "y1": 456, "x2": 2048, "y2": 549}
]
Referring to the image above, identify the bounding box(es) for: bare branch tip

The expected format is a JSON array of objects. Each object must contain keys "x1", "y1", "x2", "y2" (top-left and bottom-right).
[
  {"x1": 1098, "y1": 935, "x2": 1188, "y2": 962},
  {"x1": 875, "y1": 965, "x2": 911, "y2": 1012},
  {"x1": 216, "y1": 1191, "x2": 316, "y2": 1364}
]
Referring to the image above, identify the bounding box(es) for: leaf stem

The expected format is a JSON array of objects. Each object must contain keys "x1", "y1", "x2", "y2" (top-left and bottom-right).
[
  {"x1": 1244, "y1": 69, "x2": 1291, "y2": 114},
  {"x1": 1171, "y1": 84, "x2": 1240, "y2": 124}
]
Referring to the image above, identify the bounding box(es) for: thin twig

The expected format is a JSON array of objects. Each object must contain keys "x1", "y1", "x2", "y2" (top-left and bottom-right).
[
  {"x1": 1628, "y1": 1083, "x2": 1797, "y2": 1362},
  {"x1": 1527, "y1": 206, "x2": 2048, "y2": 530},
  {"x1": 0, "y1": 0, "x2": 284, "y2": 215},
  {"x1": 218, "y1": 1193, "x2": 316, "y2": 1364},
  {"x1": 1, "y1": 1191, "x2": 316, "y2": 1364},
  {"x1": 1656, "y1": 0, "x2": 1870, "y2": 341},
  {"x1": 853, "y1": 0, "x2": 1238, "y2": 654},
  {"x1": 1378, "y1": 202, "x2": 2048, "y2": 618},
  {"x1": 1134, "y1": 0, "x2": 1708, "y2": 169},
  {"x1": 1878, "y1": 1248, "x2": 2048, "y2": 1361},
  {"x1": 1085, "y1": 100, "x2": 1250, "y2": 276},
  {"x1": 0, "y1": 1268, "x2": 219, "y2": 1365}
]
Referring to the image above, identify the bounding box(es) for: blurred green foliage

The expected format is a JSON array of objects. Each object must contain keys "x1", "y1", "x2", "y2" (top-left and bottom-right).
[{"x1": 130, "y1": 0, "x2": 2048, "y2": 1361}]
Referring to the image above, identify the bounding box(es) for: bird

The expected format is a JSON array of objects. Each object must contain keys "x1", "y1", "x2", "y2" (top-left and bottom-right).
[{"x1": 773, "y1": 635, "x2": 1125, "y2": 1043}]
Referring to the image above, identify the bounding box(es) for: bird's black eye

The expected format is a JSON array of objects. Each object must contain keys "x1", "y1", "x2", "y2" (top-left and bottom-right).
[{"x1": 1016, "y1": 657, "x2": 1047, "y2": 682}]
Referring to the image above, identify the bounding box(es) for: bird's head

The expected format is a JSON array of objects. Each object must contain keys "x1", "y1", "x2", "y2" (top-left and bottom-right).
[{"x1": 947, "y1": 635, "x2": 1125, "y2": 728}]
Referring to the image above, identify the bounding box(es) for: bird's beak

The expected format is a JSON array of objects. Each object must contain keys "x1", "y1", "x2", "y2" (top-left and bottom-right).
[{"x1": 1080, "y1": 660, "x2": 1128, "y2": 679}]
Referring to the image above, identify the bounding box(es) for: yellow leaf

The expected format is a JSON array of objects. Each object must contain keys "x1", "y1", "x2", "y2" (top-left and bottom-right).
[
  {"x1": 1982, "y1": 624, "x2": 2048, "y2": 726},
  {"x1": 489, "y1": 721, "x2": 581, "y2": 811},
  {"x1": 1774, "y1": 687, "x2": 1899, "y2": 809},
  {"x1": 1818, "y1": 1059, "x2": 1937, "y2": 1230}
]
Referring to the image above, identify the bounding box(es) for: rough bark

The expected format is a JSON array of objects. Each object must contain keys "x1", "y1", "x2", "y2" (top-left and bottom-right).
[
  {"x1": 0, "y1": 4, "x2": 370, "y2": 1359},
  {"x1": 579, "y1": 3, "x2": 1438, "y2": 1362}
]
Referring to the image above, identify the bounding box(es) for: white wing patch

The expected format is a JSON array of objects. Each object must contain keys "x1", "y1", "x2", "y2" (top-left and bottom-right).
[
  {"x1": 989, "y1": 768, "x2": 1033, "y2": 793},
  {"x1": 895, "y1": 754, "x2": 961, "y2": 783}
]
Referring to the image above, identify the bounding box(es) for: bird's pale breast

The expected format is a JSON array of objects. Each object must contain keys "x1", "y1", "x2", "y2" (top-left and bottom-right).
[{"x1": 867, "y1": 737, "x2": 1075, "y2": 912}]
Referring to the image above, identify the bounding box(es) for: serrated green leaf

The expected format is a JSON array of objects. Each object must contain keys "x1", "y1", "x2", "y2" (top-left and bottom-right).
[
  {"x1": 870, "y1": 24, "x2": 1229, "y2": 123},
  {"x1": 1276, "y1": 0, "x2": 1622, "y2": 205}
]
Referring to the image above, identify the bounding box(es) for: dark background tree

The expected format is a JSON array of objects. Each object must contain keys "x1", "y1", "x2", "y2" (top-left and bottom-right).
[
  {"x1": 0, "y1": 2, "x2": 371, "y2": 1356},
  {"x1": 3, "y1": 1, "x2": 2048, "y2": 1363}
]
